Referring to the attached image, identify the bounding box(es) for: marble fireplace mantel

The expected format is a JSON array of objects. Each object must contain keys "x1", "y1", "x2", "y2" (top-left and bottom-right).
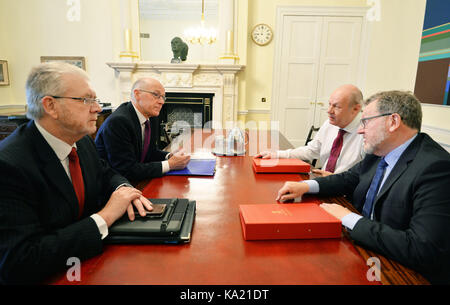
[{"x1": 106, "y1": 62, "x2": 245, "y2": 127}]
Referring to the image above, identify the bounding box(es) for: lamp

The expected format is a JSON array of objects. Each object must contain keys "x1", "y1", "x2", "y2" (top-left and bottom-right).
[{"x1": 183, "y1": 0, "x2": 217, "y2": 45}]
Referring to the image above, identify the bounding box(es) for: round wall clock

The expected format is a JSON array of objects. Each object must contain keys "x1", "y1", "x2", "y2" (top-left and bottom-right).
[{"x1": 251, "y1": 23, "x2": 273, "y2": 46}]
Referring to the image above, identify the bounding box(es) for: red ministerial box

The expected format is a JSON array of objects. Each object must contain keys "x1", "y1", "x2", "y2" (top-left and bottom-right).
[
  {"x1": 239, "y1": 204, "x2": 341, "y2": 241},
  {"x1": 252, "y1": 158, "x2": 311, "y2": 173}
]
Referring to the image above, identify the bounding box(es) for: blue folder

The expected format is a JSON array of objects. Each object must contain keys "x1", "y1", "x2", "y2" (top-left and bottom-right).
[{"x1": 166, "y1": 159, "x2": 216, "y2": 176}]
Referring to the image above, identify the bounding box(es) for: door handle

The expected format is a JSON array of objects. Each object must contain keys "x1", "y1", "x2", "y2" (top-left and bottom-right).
[{"x1": 317, "y1": 102, "x2": 324, "y2": 106}]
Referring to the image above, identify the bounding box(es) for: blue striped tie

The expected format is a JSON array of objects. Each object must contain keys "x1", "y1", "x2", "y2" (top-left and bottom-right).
[{"x1": 362, "y1": 158, "x2": 388, "y2": 218}]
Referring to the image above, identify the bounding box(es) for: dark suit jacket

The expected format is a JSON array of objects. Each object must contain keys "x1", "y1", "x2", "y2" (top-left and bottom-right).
[
  {"x1": 95, "y1": 101, "x2": 169, "y2": 181},
  {"x1": 0, "y1": 121, "x2": 129, "y2": 284},
  {"x1": 315, "y1": 133, "x2": 450, "y2": 284}
]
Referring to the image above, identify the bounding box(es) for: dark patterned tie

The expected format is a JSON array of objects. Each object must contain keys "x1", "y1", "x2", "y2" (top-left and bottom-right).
[
  {"x1": 68, "y1": 148, "x2": 85, "y2": 218},
  {"x1": 140, "y1": 120, "x2": 151, "y2": 162},
  {"x1": 325, "y1": 129, "x2": 346, "y2": 173},
  {"x1": 362, "y1": 158, "x2": 388, "y2": 218}
]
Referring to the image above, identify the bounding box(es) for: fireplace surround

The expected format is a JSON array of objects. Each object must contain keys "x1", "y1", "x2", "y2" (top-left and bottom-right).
[{"x1": 106, "y1": 62, "x2": 245, "y2": 129}]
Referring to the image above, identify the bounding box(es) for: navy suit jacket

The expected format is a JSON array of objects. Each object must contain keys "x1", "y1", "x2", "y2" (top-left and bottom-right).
[
  {"x1": 0, "y1": 121, "x2": 129, "y2": 284},
  {"x1": 315, "y1": 133, "x2": 450, "y2": 284},
  {"x1": 95, "y1": 102, "x2": 169, "y2": 181}
]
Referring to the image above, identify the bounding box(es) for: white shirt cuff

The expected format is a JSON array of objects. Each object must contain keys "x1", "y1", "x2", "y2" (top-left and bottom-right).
[
  {"x1": 115, "y1": 183, "x2": 133, "y2": 191},
  {"x1": 304, "y1": 180, "x2": 320, "y2": 193},
  {"x1": 341, "y1": 213, "x2": 363, "y2": 231},
  {"x1": 162, "y1": 160, "x2": 170, "y2": 173},
  {"x1": 90, "y1": 214, "x2": 108, "y2": 239},
  {"x1": 277, "y1": 150, "x2": 289, "y2": 159}
]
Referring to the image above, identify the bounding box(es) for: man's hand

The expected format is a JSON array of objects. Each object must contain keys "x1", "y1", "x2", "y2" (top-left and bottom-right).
[
  {"x1": 126, "y1": 195, "x2": 153, "y2": 221},
  {"x1": 255, "y1": 151, "x2": 276, "y2": 159},
  {"x1": 276, "y1": 181, "x2": 309, "y2": 202},
  {"x1": 168, "y1": 149, "x2": 190, "y2": 170},
  {"x1": 319, "y1": 203, "x2": 351, "y2": 220},
  {"x1": 312, "y1": 169, "x2": 333, "y2": 177},
  {"x1": 97, "y1": 187, "x2": 152, "y2": 227}
]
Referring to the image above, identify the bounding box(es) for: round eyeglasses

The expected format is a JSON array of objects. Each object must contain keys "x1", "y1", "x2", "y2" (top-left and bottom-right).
[{"x1": 138, "y1": 89, "x2": 166, "y2": 102}]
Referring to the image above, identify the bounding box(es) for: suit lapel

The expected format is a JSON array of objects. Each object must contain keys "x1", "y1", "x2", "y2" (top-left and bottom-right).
[
  {"x1": 29, "y1": 121, "x2": 79, "y2": 219},
  {"x1": 126, "y1": 102, "x2": 143, "y2": 155}
]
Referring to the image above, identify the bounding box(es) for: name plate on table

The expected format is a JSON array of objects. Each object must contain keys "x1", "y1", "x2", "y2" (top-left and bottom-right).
[
  {"x1": 239, "y1": 203, "x2": 341, "y2": 241},
  {"x1": 252, "y1": 158, "x2": 311, "y2": 173}
]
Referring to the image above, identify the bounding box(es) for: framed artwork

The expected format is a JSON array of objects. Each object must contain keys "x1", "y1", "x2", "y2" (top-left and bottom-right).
[
  {"x1": 0, "y1": 60, "x2": 10, "y2": 86},
  {"x1": 414, "y1": 0, "x2": 450, "y2": 105},
  {"x1": 40, "y1": 56, "x2": 86, "y2": 70}
]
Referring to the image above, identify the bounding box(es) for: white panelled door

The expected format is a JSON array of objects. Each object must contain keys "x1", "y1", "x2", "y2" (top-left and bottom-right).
[{"x1": 273, "y1": 13, "x2": 363, "y2": 147}]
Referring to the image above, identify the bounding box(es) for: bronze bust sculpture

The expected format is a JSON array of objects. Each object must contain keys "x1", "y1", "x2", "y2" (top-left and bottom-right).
[{"x1": 171, "y1": 37, "x2": 188, "y2": 63}]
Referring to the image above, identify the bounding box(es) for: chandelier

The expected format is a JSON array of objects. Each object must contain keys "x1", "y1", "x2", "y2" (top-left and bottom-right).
[{"x1": 183, "y1": 0, "x2": 217, "y2": 45}]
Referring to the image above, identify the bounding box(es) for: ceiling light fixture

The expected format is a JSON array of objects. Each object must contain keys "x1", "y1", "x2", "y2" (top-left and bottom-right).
[{"x1": 183, "y1": 0, "x2": 217, "y2": 45}]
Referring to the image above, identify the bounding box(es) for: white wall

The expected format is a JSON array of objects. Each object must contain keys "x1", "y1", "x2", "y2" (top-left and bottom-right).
[
  {"x1": 0, "y1": 0, "x2": 122, "y2": 106},
  {"x1": 1, "y1": 0, "x2": 449, "y2": 148}
]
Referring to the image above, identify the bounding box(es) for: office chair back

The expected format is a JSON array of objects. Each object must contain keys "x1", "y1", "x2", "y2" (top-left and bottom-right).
[{"x1": 305, "y1": 125, "x2": 320, "y2": 167}]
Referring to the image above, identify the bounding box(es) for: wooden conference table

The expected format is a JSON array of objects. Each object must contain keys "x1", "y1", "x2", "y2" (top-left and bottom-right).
[{"x1": 49, "y1": 129, "x2": 429, "y2": 285}]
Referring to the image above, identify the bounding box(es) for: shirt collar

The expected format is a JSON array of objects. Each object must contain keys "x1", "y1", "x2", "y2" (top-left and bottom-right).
[
  {"x1": 131, "y1": 102, "x2": 148, "y2": 125},
  {"x1": 384, "y1": 133, "x2": 418, "y2": 167},
  {"x1": 34, "y1": 121, "x2": 75, "y2": 161}
]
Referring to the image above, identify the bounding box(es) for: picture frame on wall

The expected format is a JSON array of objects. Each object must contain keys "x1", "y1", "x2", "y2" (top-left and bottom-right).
[
  {"x1": 40, "y1": 56, "x2": 86, "y2": 71},
  {"x1": 0, "y1": 60, "x2": 10, "y2": 86}
]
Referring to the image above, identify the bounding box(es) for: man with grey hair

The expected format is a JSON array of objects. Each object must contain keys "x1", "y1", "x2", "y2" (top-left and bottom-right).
[
  {"x1": 0, "y1": 62, "x2": 153, "y2": 284},
  {"x1": 277, "y1": 90, "x2": 450, "y2": 284},
  {"x1": 257, "y1": 84, "x2": 364, "y2": 176},
  {"x1": 95, "y1": 77, "x2": 190, "y2": 181}
]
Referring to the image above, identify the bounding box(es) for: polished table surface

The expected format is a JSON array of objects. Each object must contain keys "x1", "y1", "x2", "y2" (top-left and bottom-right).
[{"x1": 49, "y1": 129, "x2": 429, "y2": 285}]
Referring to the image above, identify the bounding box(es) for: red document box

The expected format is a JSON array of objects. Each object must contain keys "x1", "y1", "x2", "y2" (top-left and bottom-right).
[
  {"x1": 252, "y1": 158, "x2": 311, "y2": 173},
  {"x1": 239, "y1": 203, "x2": 341, "y2": 240}
]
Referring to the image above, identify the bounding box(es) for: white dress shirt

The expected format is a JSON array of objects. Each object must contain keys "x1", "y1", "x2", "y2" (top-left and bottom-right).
[
  {"x1": 131, "y1": 103, "x2": 171, "y2": 173},
  {"x1": 34, "y1": 121, "x2": 108, "y2": 239},
  {"x1": 277, "y1": 113, "x2": 364, "y2": 174}
]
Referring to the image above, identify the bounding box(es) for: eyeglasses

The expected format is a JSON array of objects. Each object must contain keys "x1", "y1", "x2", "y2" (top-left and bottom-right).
[
  {"x1": 138, "y1": 89, "x2": 166, "y2": 102},
  {"x1": 360, "y1": 113, "x2": 393, "y2": 128},
  {"x1": 50, "y1": 95, "x2": 101, "y2": 106}
]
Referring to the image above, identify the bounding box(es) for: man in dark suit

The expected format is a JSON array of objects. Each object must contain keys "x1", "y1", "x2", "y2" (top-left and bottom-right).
[
  {"x1": 277, "y1": 91, "x2": 450, "y2": 284},
  {"x1": 95, "y1": 77, "x2": 190, "y2": 181},
  {"x1": 0, "y1": 62, "x2": 153, "y2": 284}
]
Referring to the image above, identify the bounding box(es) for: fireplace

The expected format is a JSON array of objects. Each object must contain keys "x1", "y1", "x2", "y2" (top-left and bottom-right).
[
  {"x1": 106, "y1": 62, "x2": 245, "y2": 128},
  {"x1": 158, "y1": 92, "x2": 214, "y2": 148}
]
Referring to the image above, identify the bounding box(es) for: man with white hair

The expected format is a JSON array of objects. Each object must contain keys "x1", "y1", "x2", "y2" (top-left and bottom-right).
[
  {"x1": 0, "y1": 62, "x2": 153, "y2": 284},
  {"x1": 95, "y1": 77, "x2": 190, "y2": 181}
]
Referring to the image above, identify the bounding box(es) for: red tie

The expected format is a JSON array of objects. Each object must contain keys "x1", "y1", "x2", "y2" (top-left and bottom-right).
[
  {"x1": 325, "y1": 129, "x2": 346, "y2": 173},
  {"x1": 140, "y1": 120, "x2": 151, "y2": 162},
  {"x1": 69, "y1": 148, "x2": 85, "y2": 218}
]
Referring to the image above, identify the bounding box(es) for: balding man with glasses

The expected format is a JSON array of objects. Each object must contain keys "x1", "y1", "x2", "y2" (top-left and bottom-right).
[
  {"x1": 0, "y1": 62, "x2": 153, "y2": 284},
  {"x1": 276, "y1": 91, "x2": 450, "y2": 284},
  {"x1": 95, "y1": 77, "x2": 190, "y2": 182}
]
